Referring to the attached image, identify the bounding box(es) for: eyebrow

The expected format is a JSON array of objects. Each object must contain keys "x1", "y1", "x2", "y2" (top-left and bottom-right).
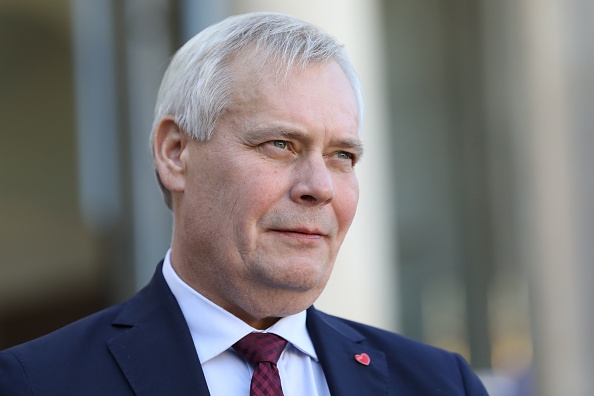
[
  {"x1": 246, "y1": 125, "x2": 365, "y2": 157},
  {"x1": 332, "y1": 136, "x2": 365, "y2": 158}
]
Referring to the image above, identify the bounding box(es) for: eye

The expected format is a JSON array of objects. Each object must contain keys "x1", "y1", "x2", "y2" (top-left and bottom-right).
[
  {"x1": 336, "y1": 151, "x2": 355, "y2": 161},
  {"x1": 271, "y1": 140, "x2": 288, "y2": 149}
]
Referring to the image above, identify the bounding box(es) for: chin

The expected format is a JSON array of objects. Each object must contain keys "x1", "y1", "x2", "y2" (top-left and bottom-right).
[
  {"x1": 261, "y1": 259, "x2": 332, "y2": 291},
  {"x1": 263, "y1": 289, "x2": 323, "y2": 317},
  {"x1": 269, "y1": 272, "x2": 331, "y2": 309}
]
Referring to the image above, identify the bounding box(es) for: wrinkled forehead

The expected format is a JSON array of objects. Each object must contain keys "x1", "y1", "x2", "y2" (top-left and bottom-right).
[
  {"x1": 221, "y1": 57, "x2": 359, "y2": 145},
  {"x1": 217, "y1": 45, "x2": 361, "y2": 136},
  {"x1": 227, "y1": 54, "x2": 355, "y2": 117}
]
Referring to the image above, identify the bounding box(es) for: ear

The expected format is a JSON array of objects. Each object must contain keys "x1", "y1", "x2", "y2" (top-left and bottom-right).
[{"x1": 153, "y1": 117, "x2": 190, "y2": 196}]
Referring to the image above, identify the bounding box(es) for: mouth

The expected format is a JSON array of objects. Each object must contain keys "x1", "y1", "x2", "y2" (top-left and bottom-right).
[{"x1": 270, "y1": 227, "x2": 327, "y2": 240}]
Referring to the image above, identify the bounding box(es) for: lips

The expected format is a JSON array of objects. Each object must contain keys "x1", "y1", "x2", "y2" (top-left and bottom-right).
[
  {"x1": 280, "y1": 227, "x2": 325, "y2": 236},
  {"x1": 270, "y1": 227, "x2": 327, "y2": 239}
]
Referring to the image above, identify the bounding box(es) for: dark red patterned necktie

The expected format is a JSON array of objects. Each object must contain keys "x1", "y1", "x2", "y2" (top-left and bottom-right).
[{"x1": 233, "y1": 332, "x2": 288, "y2": 396}]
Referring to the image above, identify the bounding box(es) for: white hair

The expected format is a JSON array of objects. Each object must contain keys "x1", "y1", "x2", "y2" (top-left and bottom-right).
[{"x1": 152, "y1": 12, "x2": 363, "y2": 208}]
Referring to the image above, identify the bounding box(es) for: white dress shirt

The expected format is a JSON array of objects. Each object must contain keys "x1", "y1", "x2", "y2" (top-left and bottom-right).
[{"x1": 162, "y1": 250, "x2": 331, "y2": 396}]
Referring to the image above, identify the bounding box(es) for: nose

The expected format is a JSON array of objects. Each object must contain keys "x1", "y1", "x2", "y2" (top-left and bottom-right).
[{"x1": 290, "y1": 155, "x2": 334, "y2": 206}]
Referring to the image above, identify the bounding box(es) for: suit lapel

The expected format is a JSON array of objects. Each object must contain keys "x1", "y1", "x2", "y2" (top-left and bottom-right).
[
  {"x1": 307, "y1": 307, "x2": 389, "y2": 396},
  {"x1": 104, "y1": 265, "x2": 391, "y2": 395},
  {"x1": 108, "y1": 263, "x2": 211, "y2": 395}
]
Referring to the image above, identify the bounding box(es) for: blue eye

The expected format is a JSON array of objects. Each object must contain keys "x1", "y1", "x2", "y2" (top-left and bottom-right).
[
  {"x1": 272, "y1": 140, "x2": 288, "y2": 149},
  {"x1": 337, "y1": 151, "x2": 354, "y2": 161}
]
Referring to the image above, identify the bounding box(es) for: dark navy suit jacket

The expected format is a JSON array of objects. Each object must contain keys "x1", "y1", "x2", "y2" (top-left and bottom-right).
[{"x1": 0, "y1": 263, "x2": 488, "y2": 395}]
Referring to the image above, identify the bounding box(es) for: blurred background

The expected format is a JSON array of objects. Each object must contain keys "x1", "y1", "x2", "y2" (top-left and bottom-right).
[{"x1": 1, "y1": 1, "x2": 592, "y2": 395}]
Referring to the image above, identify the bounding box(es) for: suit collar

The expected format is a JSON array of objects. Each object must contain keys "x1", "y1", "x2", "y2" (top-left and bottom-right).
[
  {"x1": 105, "y1": 263, "x2": 390, "y2": 395},
  {"x1": 307, "y1": 306, "x2": 390, "y2": 396},
  {"x1": 108, "y1": 262, "x2": 211, "y2": 395}
]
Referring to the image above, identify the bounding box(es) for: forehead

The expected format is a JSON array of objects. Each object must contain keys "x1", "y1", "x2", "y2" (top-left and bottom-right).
[{"x1": 224, "y1": 53, "x2": 359, "y2": 135}]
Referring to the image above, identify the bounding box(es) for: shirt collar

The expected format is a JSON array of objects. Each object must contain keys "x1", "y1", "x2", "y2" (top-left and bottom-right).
[{"x1": 161, "y1": 250, "x2": 318, "y2": 363}]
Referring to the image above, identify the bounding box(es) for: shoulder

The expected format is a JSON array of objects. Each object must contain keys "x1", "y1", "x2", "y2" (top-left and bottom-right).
[
  {"x1": 0, "y1": 302, "x2": 125, "y2": 359},
  {"x1": 0, "y1": 302, "x2": 131, "y2": 394},
  {"x1": 0, "y1": 265, "x2": 185, "y2": 394},
  {"x1": 1, "y1": 262, "x2": 170, "y2": 367},
  {"x1": 312, "y1": 308, "x2": 452, "y2": 357},
  {"x1": 309, "y1": 308, "x2": 489, "y2": 395}
]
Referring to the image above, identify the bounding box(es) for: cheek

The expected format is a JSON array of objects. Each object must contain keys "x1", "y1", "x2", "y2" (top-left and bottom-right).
[
  {"x1": 335, "y1": 176, "x2": 359, "y2": 230},
  {"x1": 224, "y1": 164, "x2": 288, "y2": 222}
]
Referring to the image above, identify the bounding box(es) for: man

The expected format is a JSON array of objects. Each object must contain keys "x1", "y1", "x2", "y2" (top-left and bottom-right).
[{"x1": 0, "y1": 12, "x2": 488, "y2": 395}]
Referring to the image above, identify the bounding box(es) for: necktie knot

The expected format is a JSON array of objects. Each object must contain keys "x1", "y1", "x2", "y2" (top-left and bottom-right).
[
  {"x1": 233, "y1": 332, "x2": 287, "y2": 365},
  {"x1": 233, "y1": 332, "x2": 287, "y2": 395}
]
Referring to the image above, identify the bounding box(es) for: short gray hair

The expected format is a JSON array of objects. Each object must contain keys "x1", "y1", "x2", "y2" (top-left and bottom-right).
[{"x1": 152, "y1": 12, "x2": 363, "y2": 209}]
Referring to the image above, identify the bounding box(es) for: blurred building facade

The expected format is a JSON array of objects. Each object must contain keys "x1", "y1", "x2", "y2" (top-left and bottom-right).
[{"x1": 1, "y1": 1, "x2": 592, "y2": 395}]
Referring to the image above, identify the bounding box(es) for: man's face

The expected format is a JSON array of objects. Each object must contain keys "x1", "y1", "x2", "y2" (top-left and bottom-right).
[{"x1": 173, "y1": 58, "x2": 361, "y2": 326}]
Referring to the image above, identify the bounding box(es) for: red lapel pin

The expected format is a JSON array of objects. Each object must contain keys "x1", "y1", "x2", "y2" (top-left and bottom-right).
[{"x1": 355, "y1": 353, "x2": 370, "y2": 366}]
